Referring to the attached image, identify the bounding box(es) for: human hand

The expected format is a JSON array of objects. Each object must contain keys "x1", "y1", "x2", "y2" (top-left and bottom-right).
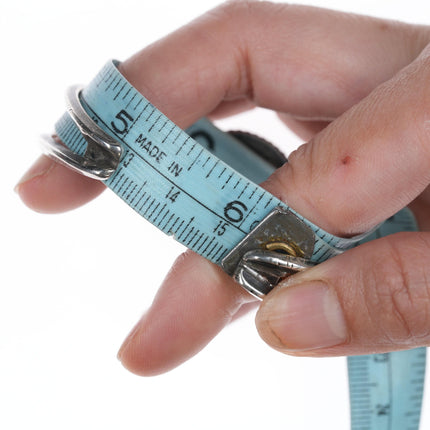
[{"x1": 16, "y1": 2, "x2": 430, "y2": 375}]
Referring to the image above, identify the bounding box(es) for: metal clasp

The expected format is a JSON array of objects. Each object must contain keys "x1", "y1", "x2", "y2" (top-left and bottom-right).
[
  {"x1": 40, "y1": 85, "x2": 122, "y2": 180},
  {"x1": 221, "y1": 207, "x2": 315, "y2": 300},
  {"x1": 232, "y1": 249, "x2": 314, "y2": 299}
]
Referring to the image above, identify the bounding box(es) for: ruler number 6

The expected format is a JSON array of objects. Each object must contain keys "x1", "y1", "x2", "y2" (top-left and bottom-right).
[
  {"x1": 111, "y1": 110, "x2": 134, "y2": 135},
  {"x1": 224, "y1": 200, "x2": 248, "y2": 223}
]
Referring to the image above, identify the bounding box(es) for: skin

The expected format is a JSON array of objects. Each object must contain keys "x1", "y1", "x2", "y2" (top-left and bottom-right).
[{"x1": 16, "y1": 2, "x2": 430, "y2": 376}]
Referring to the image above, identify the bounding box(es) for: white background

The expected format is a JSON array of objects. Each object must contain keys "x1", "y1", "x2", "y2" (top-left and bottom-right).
[{"x1": 1, "y1": 1, "x2": 429, "y2": 429}]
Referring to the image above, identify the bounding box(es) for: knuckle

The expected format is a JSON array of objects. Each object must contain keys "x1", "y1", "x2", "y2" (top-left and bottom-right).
[
  {"x1": 277, "y1": 136, "x2": 360, "y2": 236},
  {"x1": 208, "y1": 0, "x2": 259, "y2": 23},
  {"x1": 415, "y1": 36, "x2": 430, "y2": 59},
  {"x1": 267, "y1": 142, "x2": 315, "y2": 214},
  {"x1": 363, "y1": 235, "x2": 430, "y2": 345},
  {"x1": 208, "y1": 1, "x2": 295, "y2": 32}
]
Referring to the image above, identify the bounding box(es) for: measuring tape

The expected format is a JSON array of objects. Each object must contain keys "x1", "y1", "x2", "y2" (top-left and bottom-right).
[{"x1": 41, "y1": 59, "x2": 426, "y2": 429}]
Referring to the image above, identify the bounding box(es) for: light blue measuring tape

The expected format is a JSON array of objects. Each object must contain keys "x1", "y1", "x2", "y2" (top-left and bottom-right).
[{"x1": 41, "y1": 60, "x2": 426, "y2": 429}]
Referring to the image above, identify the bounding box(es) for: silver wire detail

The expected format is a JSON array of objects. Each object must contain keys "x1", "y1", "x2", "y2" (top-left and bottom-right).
[{"x1": 40, "y1": 85, "x2": 122, "y2": 180}]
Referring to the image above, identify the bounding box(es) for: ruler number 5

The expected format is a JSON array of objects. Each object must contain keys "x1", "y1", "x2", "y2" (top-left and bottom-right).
[{"x1": 111, "y1": 110, "x2": 134, "y2": 135}]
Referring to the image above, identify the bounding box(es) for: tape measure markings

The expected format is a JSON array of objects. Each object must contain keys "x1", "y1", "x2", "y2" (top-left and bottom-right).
[
  {"x1": 73, "y1": 97, "x2": 260, "y2": 237},
  {"x1": 57, "y1": 114, "x2": 276, "y2": 264},
  {"x1": 348, "y1": 350, "x2": 426, "y2": 430}
]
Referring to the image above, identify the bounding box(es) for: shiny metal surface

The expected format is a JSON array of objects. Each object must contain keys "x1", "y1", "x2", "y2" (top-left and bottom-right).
[
  {"x1": 40, "y1": 85, "x2": 122, "y2": 180},
  {"x1": 221, "y1": 207, "x2": 315, "y2": 299}
]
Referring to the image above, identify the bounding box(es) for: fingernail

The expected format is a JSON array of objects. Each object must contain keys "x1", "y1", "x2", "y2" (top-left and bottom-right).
[
  {"x1": 14, "y1": 156, "x2": 54, "y2": 193},
  {"x1": 256, "y1": 281, "x2": 347, "y2": 351}
]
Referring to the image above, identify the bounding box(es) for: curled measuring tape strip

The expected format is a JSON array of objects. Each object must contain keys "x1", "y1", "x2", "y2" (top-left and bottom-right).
[{"x1": 41, "y1": 59, "x2": 426, "y2": 429}]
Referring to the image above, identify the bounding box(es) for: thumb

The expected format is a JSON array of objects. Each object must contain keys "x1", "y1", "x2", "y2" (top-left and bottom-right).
[{"x1": 255, "y1": 232, "x2": 430, "y2": 356}]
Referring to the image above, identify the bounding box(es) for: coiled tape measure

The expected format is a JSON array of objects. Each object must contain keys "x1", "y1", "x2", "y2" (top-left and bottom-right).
[{"x1": 41, "y1": 59, "x2": 426, "y2": 429}]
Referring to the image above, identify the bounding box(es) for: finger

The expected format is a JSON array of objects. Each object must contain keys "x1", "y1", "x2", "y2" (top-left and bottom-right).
[
  {"x1": 17, "y1": 3, "x2": 428, "y2": 213},
  {"x1": 16, "y1": 155, "x2": 105, "y2": 213},
  {"x1": 209, "y1": 98, "x2": 256, "y2": 120},
  {"x1": 117, "y1": 251, "x2": 253, "y2": 376},
  {"x1": 277, "y1": 112, "x2": 330, "y2": 141},
  {"x1": 112, "y1": 4, "x2": 430, "y2": 374},
  {"x1": 409, "y1": 185, "x2": 430, "y2": 230},
  {"x1": 267, "y1": 43, "x2": 430, "y2": 237},
  {"x1": 118, "y1": 249, "x2": 258, "y2": 376},
  {"x1": 255, "y1": 232, "x2": 430, "y2": 356},
  {"x1": 122, "y1": 4, "x2": 428, "y2": 123}
]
